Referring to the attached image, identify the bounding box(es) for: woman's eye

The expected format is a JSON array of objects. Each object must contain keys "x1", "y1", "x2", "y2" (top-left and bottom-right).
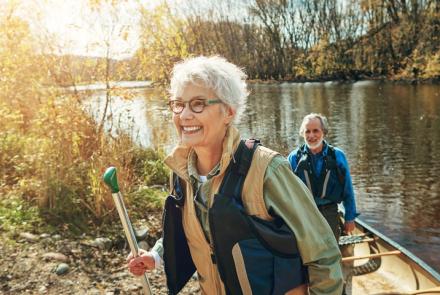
[{"x1": 193, "y1": 100, "x2": 204, "y2": 107}]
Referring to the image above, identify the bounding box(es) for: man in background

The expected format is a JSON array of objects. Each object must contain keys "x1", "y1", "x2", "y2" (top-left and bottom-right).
[{"x1": 288, "y1": 113, "x2": 358, "y2": 240}]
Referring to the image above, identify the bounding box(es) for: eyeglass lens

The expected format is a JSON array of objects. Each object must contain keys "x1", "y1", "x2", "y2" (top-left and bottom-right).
[{"x1": 169, "y1": 99, "x2": 210, "y2": 114}]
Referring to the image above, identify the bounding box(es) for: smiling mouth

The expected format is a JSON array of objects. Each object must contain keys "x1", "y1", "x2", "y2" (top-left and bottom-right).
[{"x1": 182, "y1": 126, "x2": 202, "y2": 134}]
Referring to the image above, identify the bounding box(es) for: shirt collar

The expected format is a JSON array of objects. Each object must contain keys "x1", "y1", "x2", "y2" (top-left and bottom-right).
[{"x1": 187, "y1": 149, "x2": 221, "y2": 184}]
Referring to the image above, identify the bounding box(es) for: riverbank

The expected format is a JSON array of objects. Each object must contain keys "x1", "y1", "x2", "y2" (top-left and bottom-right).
[
  {"x1": 0, "y1": 210, "x2": 201, "y2": 294},
  {"x1": 247, "y1": 75, "x2": 440, "y2": 85}
]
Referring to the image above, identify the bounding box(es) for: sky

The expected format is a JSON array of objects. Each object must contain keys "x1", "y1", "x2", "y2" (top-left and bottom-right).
[
  {"x1": 3, "y1": 0, "x2": 156, "y2": 59},
  {"x1": 3, "y1": 0, "x2": 250, "y2": 59}
]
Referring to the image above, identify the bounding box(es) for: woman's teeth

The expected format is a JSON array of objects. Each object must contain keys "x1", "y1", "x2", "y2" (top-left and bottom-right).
[{"x1": 183, "y1": 126, "x2": 202, "y2": 132}]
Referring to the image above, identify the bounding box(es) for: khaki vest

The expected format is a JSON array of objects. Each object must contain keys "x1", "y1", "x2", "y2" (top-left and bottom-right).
[{"x1": 165, "y1": 127, "x2": 278, "y2": 294}]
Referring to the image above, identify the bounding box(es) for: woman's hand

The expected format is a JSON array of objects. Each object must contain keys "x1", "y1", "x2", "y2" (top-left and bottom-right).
[{"x1": 126, "y1": 249, "x2": 155, "y2": 276}]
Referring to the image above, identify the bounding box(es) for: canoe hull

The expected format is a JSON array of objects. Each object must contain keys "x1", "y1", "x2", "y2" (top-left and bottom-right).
[{"x1": 341, "y1": 219, "x2": 440, "y2": 295}]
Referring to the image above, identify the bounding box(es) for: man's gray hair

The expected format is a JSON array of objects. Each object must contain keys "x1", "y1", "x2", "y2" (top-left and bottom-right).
[
  {"x1": 299, "y1": 113, "x2": 329, "y2": 136},
  {"x1": 169, "y1": 56, "x2": 249, "y2": 124}
]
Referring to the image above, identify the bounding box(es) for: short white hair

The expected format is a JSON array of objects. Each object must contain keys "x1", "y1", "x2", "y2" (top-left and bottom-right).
[
  {"x1": 169, "y1": 56, "x2": 248, "y2": 124},
  {"x1": 299, "y1": 113, "x2": 329, "y2": 136}
]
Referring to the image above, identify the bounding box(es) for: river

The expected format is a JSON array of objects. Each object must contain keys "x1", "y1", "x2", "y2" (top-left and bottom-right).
[{"x1": 86, "y1": 80, "x2": 440, "y2": 272}]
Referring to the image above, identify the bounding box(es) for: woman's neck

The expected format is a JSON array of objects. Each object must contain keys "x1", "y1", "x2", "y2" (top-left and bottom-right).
[{"x1": 194, "y1": 146, "x2": 223, "y2": 176}]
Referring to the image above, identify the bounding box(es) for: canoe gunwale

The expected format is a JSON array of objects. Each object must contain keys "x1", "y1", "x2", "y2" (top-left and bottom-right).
[{"x1": 354, "y1": 218, "x2": 440, "y2": 283}]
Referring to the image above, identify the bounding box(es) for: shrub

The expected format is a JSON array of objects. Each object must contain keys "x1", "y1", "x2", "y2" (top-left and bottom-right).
[
  {"x1": 131, "y1": 147, "x2": 169, "y2": 186},
  {"x1": 0, "y1": 194, "x2": 50, "y2": 234}
]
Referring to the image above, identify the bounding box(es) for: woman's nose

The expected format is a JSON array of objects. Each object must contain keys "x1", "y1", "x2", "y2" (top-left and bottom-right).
[{"x1": 179, "y1": 103, "x2": 194, "y2": 119}]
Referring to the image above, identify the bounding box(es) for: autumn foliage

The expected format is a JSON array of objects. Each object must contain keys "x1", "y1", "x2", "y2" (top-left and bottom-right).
[{"x1": 136, "y1": 0, "x2": 439, "y2": 84}]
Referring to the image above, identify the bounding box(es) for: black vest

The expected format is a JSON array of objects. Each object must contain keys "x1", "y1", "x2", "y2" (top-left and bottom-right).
[
  {"x1": 294, "y1": 143, "x2": 345, "y2": 203},
  {"x1": 163, "y1": 141, "x2": 307, "y2": 295}
]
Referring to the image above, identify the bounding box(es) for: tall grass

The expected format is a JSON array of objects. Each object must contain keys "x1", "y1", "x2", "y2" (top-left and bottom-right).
[
  {"x1": 0, "y1": 15, "x2": 169, "y2": 235},
  {"x1": 0, "y1": 91, "x2": 169, "y2": 234}
]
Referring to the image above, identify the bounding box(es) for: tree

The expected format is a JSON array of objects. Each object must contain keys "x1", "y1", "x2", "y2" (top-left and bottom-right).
[{"x1": 136, "y1": 2, "x2": 191, "y2": 88}]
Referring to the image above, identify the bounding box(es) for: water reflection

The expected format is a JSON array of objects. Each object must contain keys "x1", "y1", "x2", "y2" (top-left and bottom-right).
[
  {"x1": 83, "y1": 88, "x2": 152, "y2": 147},
  {"x1": 91, "y1": 81, "x2": 440, "y2": 272}
]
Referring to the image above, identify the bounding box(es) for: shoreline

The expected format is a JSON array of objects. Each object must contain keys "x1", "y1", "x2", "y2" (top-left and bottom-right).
[{"x1": 248, "y1": 76, "x2": 440, "y2": 85}]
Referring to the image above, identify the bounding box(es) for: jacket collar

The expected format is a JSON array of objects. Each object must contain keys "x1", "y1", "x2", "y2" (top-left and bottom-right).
[{"x1": 164, "y1": 125, "x2": 241, "y2": 182}]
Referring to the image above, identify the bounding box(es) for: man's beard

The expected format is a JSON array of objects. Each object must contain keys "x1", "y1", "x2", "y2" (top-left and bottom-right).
[{"x1": 306, "y1": 138, "x2": 323, "y2": 150}]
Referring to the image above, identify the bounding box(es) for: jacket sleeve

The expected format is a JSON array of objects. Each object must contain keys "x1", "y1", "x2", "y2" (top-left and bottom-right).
[
  {"x1": 335, "y1": 149, "x2": 358, "y2": 221},
  {"x1": 151, "y1": 237, "x2": 164, "y2": 258},
  {"x1": 287, "y1": 148, "x2": 299, "y2": 171},
  {"x1": 263, "y1": 155, "x2": 343, "y2": 295}
]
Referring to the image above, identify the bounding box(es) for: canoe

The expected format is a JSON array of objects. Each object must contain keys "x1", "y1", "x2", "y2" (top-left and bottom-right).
[{"x1": 339, "y1": 218, "x2": 440, "y2": 295}]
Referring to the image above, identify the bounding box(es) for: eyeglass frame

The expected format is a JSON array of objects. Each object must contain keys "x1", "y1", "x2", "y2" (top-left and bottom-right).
[{"x1": 168, "y1": 97, "x2": 223, "y2": 114}]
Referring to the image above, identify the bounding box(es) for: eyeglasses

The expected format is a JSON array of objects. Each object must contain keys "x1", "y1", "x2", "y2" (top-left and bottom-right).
[{"x1": 168, "y1": 98, "x2": 223, "y2": 114}]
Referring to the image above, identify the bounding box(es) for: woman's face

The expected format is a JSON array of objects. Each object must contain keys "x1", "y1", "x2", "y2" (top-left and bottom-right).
[{"x1": 172, "y1": 83, "x2": 235, "y2": 151}]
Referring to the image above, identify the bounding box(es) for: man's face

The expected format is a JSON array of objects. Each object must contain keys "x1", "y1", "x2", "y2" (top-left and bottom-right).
[{"x1": 303, "y1": 118, "x2": 325, "y2": 150}]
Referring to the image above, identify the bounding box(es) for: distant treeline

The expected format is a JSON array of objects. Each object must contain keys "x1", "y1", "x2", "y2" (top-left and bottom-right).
[
  {"x1": 39, "y1": 1, "x2": 440, "y2": 86},
  {"x1": 134, "y1": 0, "x2": 439, "y2": 84}
]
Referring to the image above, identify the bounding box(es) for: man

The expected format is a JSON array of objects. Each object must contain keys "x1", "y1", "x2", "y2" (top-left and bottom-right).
[{"x1": 288, "y1": 113, "x2": 358, "y2": 239}]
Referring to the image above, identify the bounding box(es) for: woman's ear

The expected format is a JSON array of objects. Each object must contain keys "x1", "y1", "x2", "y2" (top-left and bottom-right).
[{"x1": 223, "y1": 105, "x2": 236, "y2": 125}]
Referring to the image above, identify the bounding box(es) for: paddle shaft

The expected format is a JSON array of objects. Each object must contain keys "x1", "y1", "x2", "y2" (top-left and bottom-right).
[
  {"x1": 342, "y1": 250, "x2": 401, "y2": 262},
  {"x1": 112, "y1": 191, "x2": 152, "y2": 295}
]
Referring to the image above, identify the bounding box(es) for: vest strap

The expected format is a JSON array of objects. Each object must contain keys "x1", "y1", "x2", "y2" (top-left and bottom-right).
[{"x1": 218, "y1": 140, "x2": 259, "y2": 205}]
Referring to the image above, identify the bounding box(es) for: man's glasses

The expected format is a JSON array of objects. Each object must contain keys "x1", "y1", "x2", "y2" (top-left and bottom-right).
[{"x1": 168, "y1": 98, "x2": 222, "y2": 114}]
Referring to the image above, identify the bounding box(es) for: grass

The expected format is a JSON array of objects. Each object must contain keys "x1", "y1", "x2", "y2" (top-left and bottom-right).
[{"x1": 0, "y1": 194, "x2": 55, "y2": 236}]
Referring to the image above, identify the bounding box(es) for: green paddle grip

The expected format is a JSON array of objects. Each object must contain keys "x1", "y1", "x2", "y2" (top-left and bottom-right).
[{"x1": 102, "y1": 167, "x2": 120, "y2": 193}]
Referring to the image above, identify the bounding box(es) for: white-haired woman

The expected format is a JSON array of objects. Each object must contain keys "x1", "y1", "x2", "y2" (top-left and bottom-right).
[{"x1": 127, "y1": 56, "x2": 343, "y2": 295}]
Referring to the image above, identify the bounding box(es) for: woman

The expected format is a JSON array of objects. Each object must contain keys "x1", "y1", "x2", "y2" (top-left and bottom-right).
[{"x1": 127, "y1": 56, "x2": 343, "y2": 295}]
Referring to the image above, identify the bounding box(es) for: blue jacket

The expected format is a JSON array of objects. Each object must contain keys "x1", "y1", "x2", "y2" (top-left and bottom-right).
[{"x1": 287, "y1": 142, "x2": 358, "y2": 221}]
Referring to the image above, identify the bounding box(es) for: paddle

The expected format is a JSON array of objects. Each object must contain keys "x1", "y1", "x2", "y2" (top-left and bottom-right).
[
  {"x1": 102, "y1": 167, "x2": 152, "y2": 295},
  {"x1": 341, "y1": 250, "x2": 401, "y2": 262}
]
